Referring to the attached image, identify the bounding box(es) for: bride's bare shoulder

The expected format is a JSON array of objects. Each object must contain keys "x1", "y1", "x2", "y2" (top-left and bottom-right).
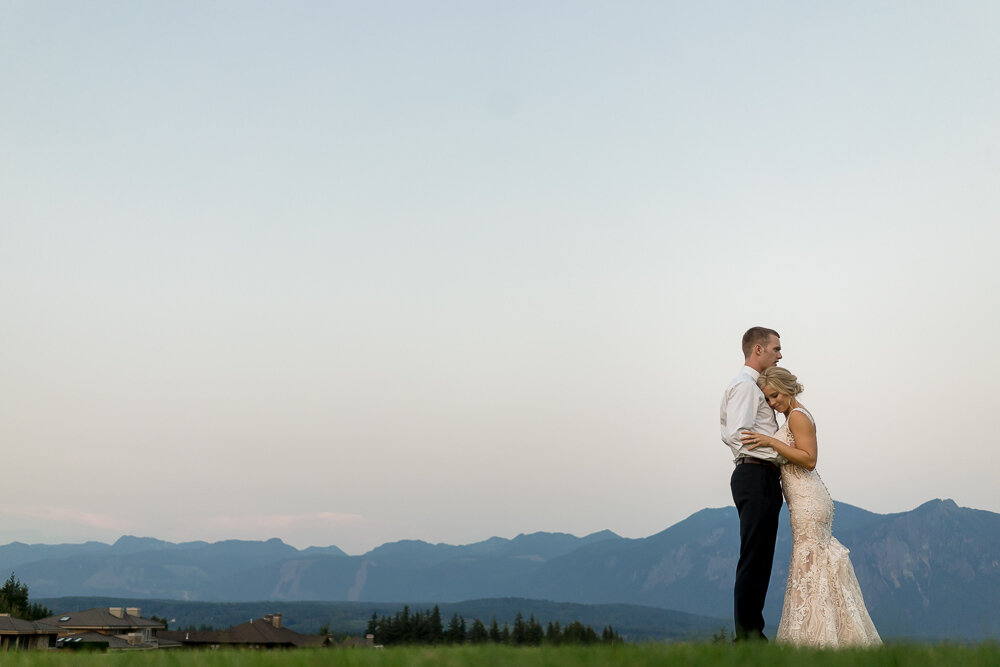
[{"x1": 788, "y1": 408, "x2": 815, "y2": 430}]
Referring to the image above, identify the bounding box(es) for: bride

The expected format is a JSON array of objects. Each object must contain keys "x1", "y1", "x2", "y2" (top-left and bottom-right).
[{"x1": 741, "y1": 367, "x2": 881, "y2": 647}]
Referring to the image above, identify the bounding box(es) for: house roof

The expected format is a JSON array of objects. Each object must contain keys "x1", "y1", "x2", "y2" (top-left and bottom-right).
[
  {"x1": 155, "y1": 635, "x2": 184, "y2": 649},
  {"x1": 0, "y1": 614, "x2": 60, "y2": 635},
  {"x1": 159, "y1": 618, "x2": 326, "y2": 648},
  {"x1": 53, "y1": 631, "x2": 183, "y2": 650},
  {"x1": 38, "y1": 608, "x2": 164, "y2": 631}
]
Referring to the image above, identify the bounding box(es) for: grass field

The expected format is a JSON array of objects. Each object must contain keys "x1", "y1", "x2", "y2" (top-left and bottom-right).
[{"x1": 3, "y1": 643, "x2": 1000, "y2": 667}]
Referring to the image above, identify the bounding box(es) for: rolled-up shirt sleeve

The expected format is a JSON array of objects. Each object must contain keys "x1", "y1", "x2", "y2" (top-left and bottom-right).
[
  {"x1": 720, "y1": 373, "x2": 782, "y2": 462},
  {"x1": 722, "y1": 381, "x2": 757, "y2": 452}
]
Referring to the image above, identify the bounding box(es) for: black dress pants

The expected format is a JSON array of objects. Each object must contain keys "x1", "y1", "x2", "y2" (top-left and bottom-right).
[{"x1": 730, "y1": 461, "x2": 782, "y2": 641}]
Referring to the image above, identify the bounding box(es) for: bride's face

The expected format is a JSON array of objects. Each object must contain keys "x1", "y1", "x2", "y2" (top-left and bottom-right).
[{"x1": 762, "y1": 384, "x2": 792, "y2": 413}]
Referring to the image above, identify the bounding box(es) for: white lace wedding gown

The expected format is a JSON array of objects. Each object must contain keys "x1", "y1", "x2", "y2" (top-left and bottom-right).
[{"x1": 775, "y1": 408, "x2": 882, "y2": 647}]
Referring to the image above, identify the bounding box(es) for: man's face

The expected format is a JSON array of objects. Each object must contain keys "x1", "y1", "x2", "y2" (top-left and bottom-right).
[{"x1": 759, "y1": 335, "x2": 782, "y2": 368}]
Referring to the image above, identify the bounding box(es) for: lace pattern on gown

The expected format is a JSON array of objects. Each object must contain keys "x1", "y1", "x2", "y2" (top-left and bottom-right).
[{"x1": 776, "y1": 408, "x2": 881, "y2": 647}]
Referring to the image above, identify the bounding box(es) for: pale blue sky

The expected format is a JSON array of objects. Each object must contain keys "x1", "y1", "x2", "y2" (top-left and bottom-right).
[{"x1": 2, "y1": 1, "x2": 998, "y2": 554}]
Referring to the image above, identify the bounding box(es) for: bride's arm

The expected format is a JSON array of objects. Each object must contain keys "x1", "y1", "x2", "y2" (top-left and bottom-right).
[{"x1": 741, "y1": 412, "x2": 817, "y2": 470}]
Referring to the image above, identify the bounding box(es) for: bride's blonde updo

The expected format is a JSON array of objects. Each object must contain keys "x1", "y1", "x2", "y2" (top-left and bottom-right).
[{"x1": 757, "y1": 366, "x2": 804, "y2": 397}]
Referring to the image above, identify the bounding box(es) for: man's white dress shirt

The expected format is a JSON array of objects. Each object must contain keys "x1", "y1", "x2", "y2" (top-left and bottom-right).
[{"x1": 720, "y1": 366, "x2": 784, "y2": 464}]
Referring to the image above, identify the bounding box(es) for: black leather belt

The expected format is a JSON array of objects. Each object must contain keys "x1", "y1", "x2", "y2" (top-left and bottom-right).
[{"x1": 736, "y1": 457, "x2": 779, "y2": 472}]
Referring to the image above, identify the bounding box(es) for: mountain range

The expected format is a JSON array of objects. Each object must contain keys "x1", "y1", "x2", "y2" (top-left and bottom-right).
[{"x1": 11, "y1": 498, "x2": 1000, "y2": 640}]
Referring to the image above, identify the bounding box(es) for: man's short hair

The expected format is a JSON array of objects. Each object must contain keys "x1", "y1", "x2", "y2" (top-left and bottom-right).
[{"x1": 742, "y1": 327, "x2": 780, "y2": 358}]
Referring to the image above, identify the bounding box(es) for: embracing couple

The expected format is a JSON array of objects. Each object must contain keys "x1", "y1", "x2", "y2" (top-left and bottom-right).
[{"x1": 721, "y1": 327, "x2": 881, "y2": 647}]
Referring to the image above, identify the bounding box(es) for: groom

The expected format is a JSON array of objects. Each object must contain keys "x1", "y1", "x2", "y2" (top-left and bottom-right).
[{"x1": 721, "y1": 326, "x2": 784, "y2": 641}]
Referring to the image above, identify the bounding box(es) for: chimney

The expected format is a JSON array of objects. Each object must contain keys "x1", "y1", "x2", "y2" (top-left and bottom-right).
[
  {"x1": 126, "y1": 607, "x2": 141, "y2": 618},
  {"x1": 270, "y1": 613, "x2": 282, "y2": 628},
  {"x1": 109, "y1": 607, "x2": 124, "y2": 618}
]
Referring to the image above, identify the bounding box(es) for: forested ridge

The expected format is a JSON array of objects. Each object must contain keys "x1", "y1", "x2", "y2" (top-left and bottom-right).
[{"x1": 367, "y1": 605, "x2": 620, "y2": 646}]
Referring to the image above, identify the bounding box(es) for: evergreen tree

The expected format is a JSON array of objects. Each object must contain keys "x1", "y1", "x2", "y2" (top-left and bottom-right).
[
  {"x1": 546, "y1": 620, "x2": 562, "y2": 645},
  {"x1": 412, "y1": 608, "x2": 425, "y2": 643},
  {"x1": 445, "y1": 613, "x2": 465, "y2": 644},
  {"x1": 0, "y1": 573, "x2": 51, "y2": 621},
  {"x1": 488, "y1": 618, "x2": 501, "y2": 643},
  {"x1": 526, "y1": 614, "x2": 544, "y2": 645},
  {"x1": 428, "y1": 605, "x2": 444, "y2": 644},
  {"x1": 562, "y1": 620, "x2": 599, "y2": 644},
  {"x1": 511, "y1": 612, "x2": 526, "y2": 645},
  {"x1": 468, "y1": 618, "x2": 489, "y2": 644}
]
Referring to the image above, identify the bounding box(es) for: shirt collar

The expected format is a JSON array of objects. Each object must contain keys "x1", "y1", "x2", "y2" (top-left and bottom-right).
[{"x1": 743, "y1": 365, "x2": 761, "y2": 381}]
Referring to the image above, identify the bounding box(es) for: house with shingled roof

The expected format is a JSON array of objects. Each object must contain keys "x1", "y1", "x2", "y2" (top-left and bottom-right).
[
  {"x1": 159, "y1": 612, "x2": 331, "y2": 649},
  {"x1": 38, "y1": 606, "x2": 171, "y2": 650},
  {"x1": 0, "y1": 613, "x2": 60, "y2": 651}
]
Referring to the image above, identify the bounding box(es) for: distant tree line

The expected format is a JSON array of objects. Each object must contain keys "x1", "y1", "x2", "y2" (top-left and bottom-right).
[
  {"x1": 366, "y1": 605, "x2": 621, "y2": 646},
  {"x1": 177, "y1": 623, "x2": 217, "y2": 632}
]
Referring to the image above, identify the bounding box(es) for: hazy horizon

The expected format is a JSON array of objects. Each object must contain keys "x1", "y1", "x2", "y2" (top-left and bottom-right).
[{"x1": 1, "y1": 496, "x2": 967, "y2": 556}]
